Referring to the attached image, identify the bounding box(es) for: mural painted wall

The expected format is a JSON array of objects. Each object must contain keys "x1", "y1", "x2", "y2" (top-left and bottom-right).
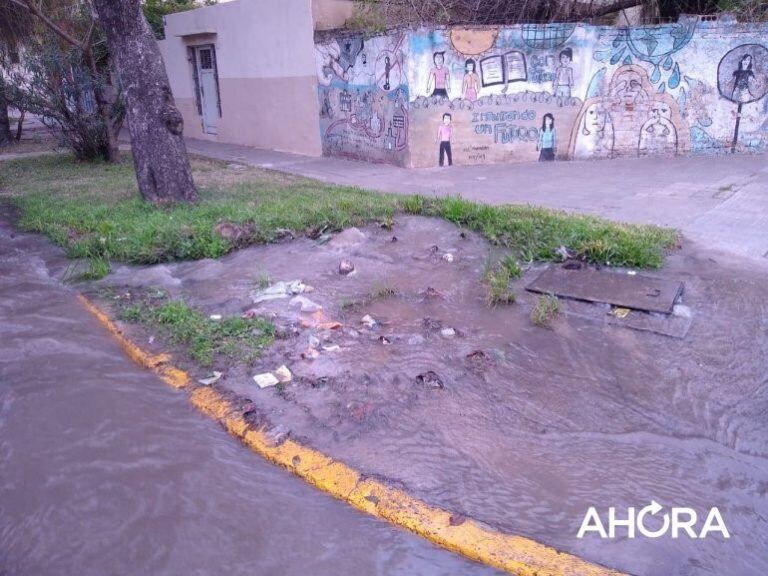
[
  {"x1": 316, "y1": 33, "x2": 409, "y2": 165},
  {"x1": 315, "y1": 19, "x2": 768, "y2": 167}
]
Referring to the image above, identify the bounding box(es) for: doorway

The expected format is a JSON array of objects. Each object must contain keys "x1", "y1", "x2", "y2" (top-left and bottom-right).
[{"x1": 193, "y1": 45, "x2": 220, "y2": 135}]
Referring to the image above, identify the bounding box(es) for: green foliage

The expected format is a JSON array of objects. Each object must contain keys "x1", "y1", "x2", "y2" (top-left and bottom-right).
[
  {"x1": 143, "y1": 0, "x2": 218, "y2": 39},
  {"x1": 119, "y1": 297, "x2": 275, "y2": 367},
  {"x1": 531, "y1": 294, "x2": 560, "y2": 327},
  {"x1": 484, "y1": 259, "x2": 517, "y2": 307},
  {"x1": 0, "y1": 155, "x2": 678, "y2": 277}
]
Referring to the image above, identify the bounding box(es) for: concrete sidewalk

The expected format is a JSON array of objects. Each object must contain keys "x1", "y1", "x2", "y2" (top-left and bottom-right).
[{"x1": 186, "y1": 138, "x2": 768, "y2": 261}]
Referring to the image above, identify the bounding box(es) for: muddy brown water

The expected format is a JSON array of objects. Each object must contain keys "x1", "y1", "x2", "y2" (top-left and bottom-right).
[
  {"x1": 0, "y1": 219, "x2": 500, "y2": 576},
  {"x1": 99, "y1": 216, "x2": 768, "y2": 576}
]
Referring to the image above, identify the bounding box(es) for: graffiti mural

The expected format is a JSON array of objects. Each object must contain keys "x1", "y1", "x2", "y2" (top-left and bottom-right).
[
  {"x1": 570, "y1": 64, "x2": 688, "y2": 159},
  {"x1": 315, "y1": 33, "x2": 409, "y2": 165},
  {"x1": 315, "y1": 21, "x2": 768, "y2": 167}
]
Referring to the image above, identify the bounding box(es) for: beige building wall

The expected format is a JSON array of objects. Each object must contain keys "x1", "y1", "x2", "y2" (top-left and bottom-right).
[
  {"x1": 159, "y1": 0, "x2": 322, "y2": 156},
  {"x1": 312, "y1": 0, "x2": 355, "y2": 31}
]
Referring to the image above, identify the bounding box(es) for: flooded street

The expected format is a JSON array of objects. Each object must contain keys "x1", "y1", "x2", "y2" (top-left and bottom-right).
[
  {"x1": 0, "y1": 219, "x2": 498, "y2": 576},
  {"x1": 100, "y1": 216, "x2": 768, "y2": 576}
]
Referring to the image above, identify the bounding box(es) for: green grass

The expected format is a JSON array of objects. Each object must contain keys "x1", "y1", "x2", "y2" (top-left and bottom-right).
[
  {"x1": 0, "y1": 154, "x2": 678, "y2": 279},
  {"x1": 119, "y1": 296, "x2": 275, "y2": 367},
  {"x1": 531, "y1": 294, "x2": 560, "y2": 327},
  {"x1": 484, "y1": 256, "x2": 521, "y2": 306}
]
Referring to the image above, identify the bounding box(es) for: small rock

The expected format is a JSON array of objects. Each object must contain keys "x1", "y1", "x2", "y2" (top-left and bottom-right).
[
  {"x1": 302, "y1": 348, "x2": 320, "y2": 360},
  {"x1": 422, "y1": 317, "x2": 442, "y2": 332},
  {"x1": 274, "y1": 365, "x2": 292, "y2": 383},
  {"x1": 440, "y1": 327, "x2": 456, "y2": 338},
  {"x1": 391, "y1": 236, "x2": 398, "y2": 243},
  {"x1": 361, "y1": 314, "x2": 379, "y2": 328},
  {"x1": 421, "y1": 286, "x2": 445, "y2": 300},
  {"x1": 308, "y1": 334, "x2": 321, "y2": 348},
  {"x1": 198, "y1": 371, "x2": 222, "y2": 386},
  {"x1": 442, "y1": 253, "x2": 455, "y2": 263},
  {"x1": 322, "y1": 344, "x2": 341, "y2": 352},
  {"x1": 416, "y1": 371, "x2": 444, "y2": 389},
  {"x1": 379, "y1": 335, "x2": 392, "y2": 345},
  {"x1": 290, "y1": 295, "x2": 323, "y2": 313},
  {"x1": 253, "y1": 372, "x2": 280, "y2": 388},
  {"x1": 339, "y1": 259, "x2": 355, "y2": 275}
]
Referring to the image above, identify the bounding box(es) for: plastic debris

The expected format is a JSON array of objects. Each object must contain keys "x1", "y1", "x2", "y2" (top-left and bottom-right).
[
  {"x1": 198, "y1": 371, "x2": 222, "y2": 386},
  {"x1": 610, "y1": 307, "x2": 631, "y2": 319},
  {"x1": 209, "y1": 314, "x2": 222, "y2": 321},
  {"x1": 322, "y1": 344, "x2": 341, "y2": 352},
  {"x1": 379, "y1": 335, "x2": 392, "y2": 345},
  {"x1": 339, "y1": 259, "x2": 355, "y2": 275},
  {"x1": 440, "y1": 327, "x2": 456, "y2": 338},
  {"x1": 361, "y1": 314, "x2": 379, "y2": 328},
  {"x1": 274, "y1": 365, "x2": 292, "y2": 383},
  {"x1": 308, "y1": 334, "x2": 321, "y2": 348},
  {"x1": 442, "y1": 253, "x2": 455, "y2": 263},
  {"x1": 290, "y1": 295, "x2": 323, "y2": 313},
  {"x1": 253, "y1": 372, "x2": 280, "y2": 388}
]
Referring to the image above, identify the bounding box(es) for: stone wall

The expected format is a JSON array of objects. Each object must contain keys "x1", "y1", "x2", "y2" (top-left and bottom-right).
[{"x1": 315, "y1": 19, "x2": 768, "y2": 167}]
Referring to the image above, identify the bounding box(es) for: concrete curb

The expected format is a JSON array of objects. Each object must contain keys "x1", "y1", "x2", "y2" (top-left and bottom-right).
[{"x1": 78, "y1": 294, "x2": 629, "y2": 576}]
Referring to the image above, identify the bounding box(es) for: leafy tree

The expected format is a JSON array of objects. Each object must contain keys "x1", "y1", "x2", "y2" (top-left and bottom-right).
[{"x1": 143, "y1": 0, "x2": 217, "y2": 40}]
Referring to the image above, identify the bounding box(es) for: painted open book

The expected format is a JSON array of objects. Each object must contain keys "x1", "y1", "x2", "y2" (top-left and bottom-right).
[{"x1": 479, "y1": 51, "x2": 527, "y2": 87}]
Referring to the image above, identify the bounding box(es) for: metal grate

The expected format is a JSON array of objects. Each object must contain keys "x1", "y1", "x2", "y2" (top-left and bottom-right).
[{"x1": 199, "y1": 49, "x2": 213, "y2": 70}]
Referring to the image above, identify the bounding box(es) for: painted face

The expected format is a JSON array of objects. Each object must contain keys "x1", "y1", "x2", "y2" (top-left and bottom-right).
[
  {"x1": 434, "y1": 53, "x2": 444, "y2": 67},
  {"x1": 545, "y1": 116, "x2": 553, "y2": 129},
  {"x1": 741, "y1": 55, "x2": 752, "y2": 69},
  {"x1": 442, "y1": 115, "x2": 451, "y2": 125},
  {"x1": 560, "y1": 54, "x2": 570, "y2": 66},
  {"x1": 466, "y1": 62, "x2": 474, "y2": 73},
  {"x1": 650, "y1": 101, "x2": 671, "y2": 121},
  {"x1": 585, "y1": 103, "x2": 607, "y2": 130}
]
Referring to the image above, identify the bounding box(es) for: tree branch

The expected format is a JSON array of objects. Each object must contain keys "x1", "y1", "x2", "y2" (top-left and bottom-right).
[{"x1": 9, "y1": 0, "x2": 87, "y2": 48}]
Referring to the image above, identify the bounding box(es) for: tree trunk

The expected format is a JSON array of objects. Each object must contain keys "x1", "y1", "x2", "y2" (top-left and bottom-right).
[
  {"x1": 90, "y1": 0, "x2": 198, "y2": 204},
  {"x1": 0, "y1": 78, "x2": 13, "y2": 148}
]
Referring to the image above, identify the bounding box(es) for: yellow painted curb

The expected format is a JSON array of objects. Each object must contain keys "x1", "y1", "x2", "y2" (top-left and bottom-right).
[{"x1": 79, "y1": 294, "x2": 629, "y2": 576}]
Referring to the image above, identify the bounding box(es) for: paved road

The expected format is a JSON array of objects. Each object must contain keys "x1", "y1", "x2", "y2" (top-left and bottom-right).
[
  {"x1": 185, "y1": 138, "x2": 768, "y2": 262},
  {"x1": 0, "y1": 218, "x2": 499, "y2": 576}
]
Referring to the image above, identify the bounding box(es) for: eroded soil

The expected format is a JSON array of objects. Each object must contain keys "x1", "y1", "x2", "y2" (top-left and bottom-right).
[{"x1": 96, "y1": 216, "x2": 768, "y2": 576}]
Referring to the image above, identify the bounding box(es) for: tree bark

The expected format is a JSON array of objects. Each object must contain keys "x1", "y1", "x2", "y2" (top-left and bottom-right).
[
  {"x1": 90, "y1": 0, "x2": 198, "y2": 204},
  {"x1": 0, "y1": 77, "x2": 13, "y2": 147}
]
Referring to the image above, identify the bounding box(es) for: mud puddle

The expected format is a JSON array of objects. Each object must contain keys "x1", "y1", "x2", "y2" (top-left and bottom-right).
[
  {"x1": 0, "y1": 217, "x2": 500, "y2": 575},
  {"x1": 97, "y1": 216, "x2": 768, "y2": 576}
]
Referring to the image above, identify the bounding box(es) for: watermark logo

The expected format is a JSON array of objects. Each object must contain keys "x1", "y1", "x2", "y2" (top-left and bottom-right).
[{"x1": 578, "y1": 501, "x2": 730, "y2": 539}]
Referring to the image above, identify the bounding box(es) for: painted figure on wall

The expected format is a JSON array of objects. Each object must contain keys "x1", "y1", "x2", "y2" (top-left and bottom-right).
[
  {"x1": 639, "y1": 99, "x2": 678, "y2": 156},
  {"x1": 554, "y1": 48, "x2": 574, "y2": 104},
  {"x1": 731, "y1": 54, "x2": 756, "y2": 103},
  {"x1": 427, "y1": 52, "x2": 451, "y2": 99},
  {"x1": 537, "y1": 113, "x2": 557, "y2": 161},
  {"x1": 437, "y1": 113, "x2": 453, "y2": 166},
  {"x1": 462, "y1": 59, "x2": 480, "y2": 102},
  {"x1": 572, "y1": 102, "x2": 614, "y2": 159},
  {"x1": 611, "y1": 68, "x2": 649, "y2": 118}
]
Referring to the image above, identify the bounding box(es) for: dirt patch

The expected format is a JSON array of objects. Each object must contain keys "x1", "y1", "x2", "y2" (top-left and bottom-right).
[{"x1": 93, "y1": 215, "x2": 768, "y2": 576}]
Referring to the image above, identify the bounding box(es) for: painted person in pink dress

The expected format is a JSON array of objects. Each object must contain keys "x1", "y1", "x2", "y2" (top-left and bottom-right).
[
  {"x1": 436, "y1": 113, "x2": 453, "y2": 166},
  {"x1": 427, "y1": 52, "x2": 451, "y2": 99},
  {"x1": 462, "y1": 59, "x2": 480, "y2": 102}
]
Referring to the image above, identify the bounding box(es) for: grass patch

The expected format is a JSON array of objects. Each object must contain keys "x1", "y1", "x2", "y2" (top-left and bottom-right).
[
  {"x1": 118, "y1": 295, "x2": 275, "y2": 367},
  {"x1": 0, "y1": 154, "x2": 678, "y2": 280},
  {"x1": 531, "y1": 294, "x2": 560, "y2": 327},
  {"x1": 484, "y1": 256, "x2": 521, "y2": 306}
]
